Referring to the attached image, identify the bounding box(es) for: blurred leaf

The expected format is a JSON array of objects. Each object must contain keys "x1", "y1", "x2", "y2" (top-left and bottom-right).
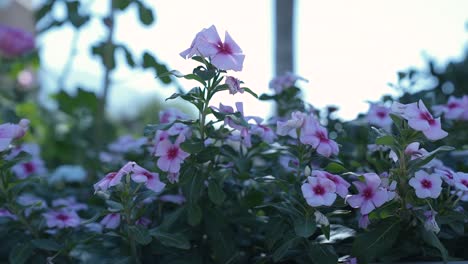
[
  {"x1": 272, "y1": 235, "x2": 297, "y2": 262},
  {"x1": 180, "y1": 139, "x2": 204, "y2": 154},
  {"x1": 113, "y1": 0, "x2": 132, "y2": 10},
  {"x1": 208, "y1": 180, "x2": 226, "y2": 205},
  {"x1": 294, "y1": 214, "x2": 316, "y2": 238},
  {"x1": 31, "y1": 239, "x2": 61, "y2": 251},
  {"x1": 243, "y1": 87, "x2": 258, "y2": 98},
  {"x1": 1, "y1": 152, "x2": 31, "y2": 170},
  {"x1": 128, "y1": 226, "x2": 152, "y2": 245},
  {"x1": 375, "y1": 135, "x2": 394, "y2": 146},
  {"x1": 307, "y1": 243, "x2": 337, "y2": 264},
  {"x1": 420, "y1": 226, "x2": 448, "y2": 261},
  {"x1": 187, "y1": 203, "x2": 202, "y2": 226},
  {"x1": 324, "y1": 162, "x2": 346, "y2": 174},
  {"x1": 106, "y1": 200, "x2": 124, "y2": 212},
  {"x1": 137, "y1": 1, "x2": 155, "y2": 25},
  {"x1": 119, "y1": 46, "x2": 135, "y2": 67},
  {"x1": 143, "y1": 52, "x2": 171, "y2": 84},
  {"x1": 9, "y1": 243, "x2": 33, "y2": 264},
  {"x1": 150, "y1": 229, "x2": 190, "y2": 249}
]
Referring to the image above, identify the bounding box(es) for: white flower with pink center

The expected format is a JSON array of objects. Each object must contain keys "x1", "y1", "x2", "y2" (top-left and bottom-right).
[
  {"x1": 301, "y1": 176, "x2": 337, "y2": 207},
  {"x1": 300, "y1": 115, "x2": 339, "y2": 157},
  {"x1": 346, "y1": 173, "x2": 388, "y2": 214},
  {"x1": 93, "y1": 171, "x2": 122, "y2": 192},
  {"x1": 131, "y1": 164, "x2": 166, "y2": 193},
  {"x1": 276, "y1": 111, "x2": 307, "y2": 137},
  {"x1": 435, "y1": 167, "x2": 456, "y2": 185},
  {"x1": 366, "y1": 104, "x2": 392, "y2": 131},
  {"x1": 409, "y1": 170, "x2": 442, "y2": 199},
  {"x1": 392, "y1": 100, "x2": 448, "y2": 141},
  {"x1": 453, "y1": 172, "x2": 468, "y2": 192},
  {"x1": 432, "y1": 96, "x2": 468, "y2": 120},
  {"x1": 312, "y1": 170, "x2": 350, "y2": 198},
  {"x1": 155, "y1": 135, "x2": 190, "y2": 173},
  {"x1": 42, "y1": 210, "x2": 81, "y2": 229}
]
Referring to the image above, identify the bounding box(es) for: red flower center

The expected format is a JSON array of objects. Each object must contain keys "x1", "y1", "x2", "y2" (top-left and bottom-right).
[
  {"x1": 420, "y1": 111, "x2": 435, "y2": 125},
  {"x1": 217, "y1": 41, "x2": 232, "y2": 54},
  {"x1": 313, "y1": 185, "x2": 325, "y2": 195},
  {"x1": 461, "y1": 179, "x2": 468, "y2": 187},
  {"x1": 167, "y1": 146, "x2": 179, "y2": 160},
  {"x1": 22, "y1": 162, "x2": 35, "y2": 174},
  {"x1": 316, "y1": 131, "x2": 329, "y2": 143},
  {"x1": 106, "y1": 172, "x2": 117, "y2": 180},
  {"x1": 56, "y1": 213, "x2": 69, "y2": 221},
  {"x1": 421, "y1": 179, "x2": 432, "y2": 189},
  {"x1": 362, "y1": 188, "x2": 374, "y2": 200},
  {"x1": 376, "y1": 111, "x2": 387, "y2": 119},
  {"x1": 143, "y1": 172, "x2": 153, "y2": 180},
  {"x1": 448, "y1": 102, "x2": 460, "y2": 109}
]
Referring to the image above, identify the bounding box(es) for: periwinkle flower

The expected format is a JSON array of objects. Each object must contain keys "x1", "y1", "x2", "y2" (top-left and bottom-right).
[
  {"x1": 313, "y1": 170, "x2": 350, "y2": 198},
  {"x1": 0, "y1": 119, "x2": 29, "y2": 151},
  {"x1": 100, "y1": 213, "x2": 120, "y2": 229},
  {"x1": 409, "y1": 170, "x2": 442, "y2": 199},
  {"x1": 366, "y1": 104, "x2": 392, "y2": 132},
  {"x1": 225, "y1": 76, "x2": 244, "y2": 95},
  {"x1": 42, "y1": 210, "x2": 81, "y2": 229},
  {"x1": 0, "y1": 24, "x2": 35, "y2": 57},
  {"x1": 346, "y1": 173, "x2": 388, "y2": 214},
  {"x1": 155, "y1": 135, "x2": 190, "y2": 173},
  {"x1": 301, "y1": 176, "x2": 337, "y2": 207}
]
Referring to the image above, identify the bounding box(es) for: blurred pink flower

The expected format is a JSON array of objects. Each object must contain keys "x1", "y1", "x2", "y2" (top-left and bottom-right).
[
  {"x1": 409, "y1": 170, "x2": 442, "y2": 199},
  {"x1": 301, "y1": 176, "x2": 337, "y2": 207},
  {"x1": 52, "y1": 197, "x2": 88, "y2": 211},
  {"x1": 136, "y1": 217, "x2": 152, "y2": 228},
  {"x1": 276, "y1": 111, "x2": 307, "y2": 138},
  {"x1": 269, "y1": 72, "x2": 307, "y2": 94},
  {"x1": 43, "y1": 210, "x2": 81, "y2": 229},
  {"x1": 358, "y1": 214, "x2": 370, "y2": 229},
  {"x1": 432, "y1": 95, "x2": 468, "y2": 120},
  {"x1": 366, "y1": 104, "x2": 392, "y2": 131},
  {"x1": 225, "y1": 76, "x2": 243, "y2": 95},
  {"x1": 453, "y1": 172, "x2": 468, "y2": 192},
  {"x1": 300, "y1": 115, "x2": 339, "y2": 157},
  {"x1": 94, "y1": 172, "x2": 122, "y2": 192},
  {"x1": 100, "y1": 213, "x2": 120, "y2": 229},
  {"x1": 346, "y1": 173, "x2": 388, "y2": 214},
  {"x1": 0, "y1": 208, "x2": 17, "y2": 220},
  {"x1": 159, "y1": 108, "x2": 189, "y2": 124},
  {"x1": 0, "y1": 119, "x2": 29, "y2": 151},
  {"x1": 108, "y1": 135, "x2": 146, "y2": 153},
  {"x1": 0, "y1": 24, "x2": 35, "y2": 57},
  {"x1": 131, "y1": 163, "x2": 166, "y2": 193}
]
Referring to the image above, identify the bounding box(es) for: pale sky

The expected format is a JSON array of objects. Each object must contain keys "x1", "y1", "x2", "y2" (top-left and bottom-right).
[{"x1": 39, "y1": 0, "x2": 468, "y2": 120}]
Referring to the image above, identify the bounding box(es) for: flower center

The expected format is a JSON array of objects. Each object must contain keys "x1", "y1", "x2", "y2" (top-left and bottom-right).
[
  {"x1": 167, "y1": 146, "x2": 179, "y2": 160},
  {"x1": 461, "y1": 179, "x2": 468, "y2": 187},
  {"x1": 56, "y1": 213, "x2": 69, "y2": 221},
  {"x1": 421, "y1": 179, "x2": 432, "y2": 189},
  {"x1": 143, "y1": 172, "x2": 153, "y2": 180},
  {"x1": 447, "y1": 102, "x2": 460, "y2": 109},
  {"x1": 106, "y1": 172, "x2": 117, "y2": 180},
  {"x1": 22, "y1": 162, "x2": 35, "y2": 174},
  {"x1": 217, "y1": 41, "x2": 232, "y2": 54},
  {"x1": 313, "y1": 185, "x2": 325, "y2": 195},
  {"x1": 376, "y1": 111, "x2": 387, "y2": 119},
  {"x1": 362, "y1": 188, "x2": 373, "y2": 200},
  {"x1": 420, "y1": 111, "x2": 435, "y2": 125},
  {"x1": 316, "y1": 131, "x2": 329, "y2": 143}
]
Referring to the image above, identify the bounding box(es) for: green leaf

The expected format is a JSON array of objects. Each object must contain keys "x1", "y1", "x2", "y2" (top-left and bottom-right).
[
  {"x1": 420, "y1": 226, "x2": 448, "y2": 261},
  {"x1": 106, "y1": 200, "x2": 124, "y2": 212},
  {"x1": 119, "y1": 46, "x2": 135, "y2": 67},
  {"x1": 9, "y1": 243, "x2": 33, "y2": 264},
  {"x1": 128, "y1": 226, "x2": 152, "y2": 245},
  {"x1": 143, "y1": 123, "x2": 174, "y2": 136},
  {"x1": 324, "y1": 162, "x2": 346, "y2": 174},
  {"x1": 137, "y1": 1, "x2": 154, "y2": 25},
  {"x1": 182, "y1": 170, "x2": 204, "y2": 205},
  {"x1": 193, "y1": 66, "x2": 215, "y2": 80},
  {"x1": 142, "y1": 52, "x2": 171, "y2": 84},
  {"x1": 158, "y1": 206, "x2": 185, "y2": 231},
  {"x1": 408, "y1": 145, "x2": 455, "y2": 172},
  {"x1": 149, "y1": 229, "x2": 190, "y2": 250},
  {"x1": 375, "y1": 135, "x2": 394, "y2": 146},
  {"x1": 208, "y1": 181, "x2": 226, "y2": 205},
  {"x1": 180, "y1": 140, "x2": 204, "y2": 154},
  {"x1": 272, "y1": 236, "x2": 297, "y2": 262},
  {"x1": 242, "y1": 87, "x2": 258, "y2": 98},
  {"x1": 113, "y1": 0, "x2": 132, "y2": 10},
  {"x1": 320, "y1": 224, "x2": 331, "y2": 240},
  {"x1": 31, "y1": 239, "x2": 61, "y2": 251},
  {"x1": 187, "y1": 203, "x2": 202, "y2": 226},
  {"x1": 308, "y1": 243, "x2": 338, "y2": 264},
  {"x1": 184, "y1": 73, "x2": 207, "y2": 86},
  {"x1": 352, "y1": 219, "x2": 401, "y2": 262},
  {"x1": 294, "y1": 214, "x2": 316, "y2": 238},
  {"x1": 165, "y1": 93, "x2": 181, "y2": 101}
]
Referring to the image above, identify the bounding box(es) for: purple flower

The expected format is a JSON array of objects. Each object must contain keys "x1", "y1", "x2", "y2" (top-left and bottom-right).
[
  {"x1": 269, "y1": 72, "x2": 307, "y2": 94},
  {"x1": 409, "y1": 170, "x2": 442, "y2": 199},
  {"x1": 0, "y1": 119, "x2": 29, "y2": 151},
  {"x1": 435, "y1": 167, "x2": 456, "y2": 185},
  {"x1": 167, "y1": 172, "x2": 180, "y2": 184},
  {"x1": 279, "y1": 155, "x2": 299, "y2": 172},
  {"x1": 249, "y1": 117, "x2": 277, "y2": 144},
  {"x1": 300, "y1": 115, "x2": 339, "y2": 157},
  {"x1": 180, "y1": 25, "x2": 245, "y2": 71},
  {"x1": 158, "y1": 194, "x2": 186, "y2": 205},
  {"x1": 0, "y1": 208, "x2": 17, "y2": 220},
  {"x1": 392, "y1": 100, "x2": 448, "y2": 141},
  {"x1": 130, "y1": 164, "x2": 166, "y2": 193},
  {"x1": 366, "y1": 104, "x2": 392, "y2": 132},
  {"x1": 42, "y1": 210, "x2": 81, "y2": 229},
  {"x1": 0, "y1": 24, "x2": 35, "y2": 57},
  {"x1": 453, "y1": 172, "x2": 468, "y2": 192},
  {"x1": 276, "y1": 111, "x2": 307, "y2": 137},
  {"x1": 225, "y1": 76, "x2": 244, "y2": 95},
  {"x1": 108, "y1": 135, "x2": 146, "y2": 153},
  {"x1": 159, "y1": 108, "x2": 189, "y2": 124},
  {"x1": 136, "y1": 217, "x2": 151, "y2": 228},
  {"x1": 94, "y1": 172, "x2": 122, "y2": 192},
  {"x1": 301, "y1": 176, "x2": 337, "y2": 207},
  {"x1": 432, "y1": 96, "x2": 468, "y2": 120},
  {"x1": 100, "y1": 213, "x2": 120, "y2": 229},
  {"x1": 313, "y1": 170, "x2": 350, "y2": 198},
  {"x1": 346, "y1": 173, "x2": 388, "y2": 214},
  {"x1": 52, "y1": 197, "x2": 88, "y2": 211},
  {"x1": 17, "y1": 194, "x2": 47, "y2": 216},
  {"x1": 423, "y1": 210, "x2": 440, "y2": 233},
  {"x1": 155, "y1": 135, "x2": 190, "y2": 173},
  {"x1": 358, "y1": 214, "x2": 370, "y2": 229}
]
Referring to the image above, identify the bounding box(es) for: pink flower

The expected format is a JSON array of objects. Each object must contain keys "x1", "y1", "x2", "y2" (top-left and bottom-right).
[
  {"x1": 276, "y1": 111, "x2": 307, "y2": 137},
  {"x1": 108, "y1": 135, "x2": 146, "y2": 153},
  {"x1": 453, "y1": 172, "x2": 468, "y2": 192},
  {"x1": 300, "y1": 115, "x2": 339, "y2": 157},
  {"x1": 0, "y1": 25, "x2": 35, "y2": 57},
  {"x1": 229, "y1": 127, "x2": 252, "y2": 148},
  {"x1": 155, "y1": 135, "x2": 190, "y2": 173},
  {"x1": 279, "y1": 155, "x2": 299, "y2": 172},
  {"x1": 212, "y1": 102, "x2": 247, "y2": 130},
  {"x1": 52, "y1": 197, "x2": 88, "y2": 211},
  {"x1": 301, "y1": 176, "x2": 337, "y2": 207},
  {"x1": 136, "y1": 217, "x2": 151, "y2": 228},
  {"x1": 346, "y1": 173, "x2": 388, "y2": 214},
  {"x1": 0, "y1": 208, "x2": 17, "y2": 220},
  {"x1": 392, "y1": 100, "x2": 448, "y2": 141},
  {"x1": 225, "y1": 76, "x2": 244, "y2": 95},
  {"x1": 159, "y1": 108, "x2": 189, "y2": 124},
  {"x1": 423, "y1": 210, "x2": 440, "y2": 233},
  {"x1": 153, "y1": 130, "x2": 170, "y2": 154},
  {"x1": 131, "y1": 164, "x2": 166, "y2": 193},
  {"x1": 100, "y1": 213, "x2": 120, "y2": 229},
  {"x1": 409, "y1": 170, "x2": 442, "y2": 199},
  {"x1": 358, "y1": 214, "x2": 370, "y2": 229},
  {"x1": 432, "y1": 96, "x2": 468, "y2": 120},
  {"x1": 0, "y1": 119, "x2": 29, "y2": 151},
  {"x1": 180, "y1": 25, "x2": 245, "y2": 71},
  {"x1": 42, "y1": 210, "x2": 81, "y2": 229},
  {"x1": 435, "y1": 167, "x2": 456, "y2": 185},
  {"x1": 167, "y1": 123, "x2": 191, "y2": 136},
  {"x1": 17, "y1": 194, "x2": 47, "y2": 216},
  {"x1": 366, "y1": 104, "x2": 392, "y2": 131},
  {"x1": 94, "y1": 172, "x2": 122, "y2": 192},
  {"x1": 269, "y1": 72, "x2": 307, "y2": 94},
  {"x1": 249, "y1": 117, "x2": 277, "y2": 144},
  {"x1": 167, "y1": 172, "x2": 180, "y2": 183},
  {"x1": 313, "y1": 170, "x2": 350, "y2": 198},
  {"x1": 159, "y1": 194, "x2": 186, "y2": 204}
]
